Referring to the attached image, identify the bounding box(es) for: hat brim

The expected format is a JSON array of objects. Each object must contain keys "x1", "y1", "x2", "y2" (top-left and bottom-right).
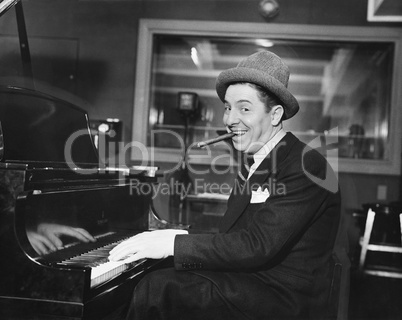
[{"x1": 216, "y1": 67, "x2": 299, "y2": 120}]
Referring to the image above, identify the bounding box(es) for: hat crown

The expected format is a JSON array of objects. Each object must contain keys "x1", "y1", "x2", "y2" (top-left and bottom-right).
[{"x1": 237, "y1": 51, "x2": 290, "y2": 88}]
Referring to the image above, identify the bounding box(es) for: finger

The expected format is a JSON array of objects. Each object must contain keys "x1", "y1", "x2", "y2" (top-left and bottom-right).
[
  {"x1": 109, "y1": 240, "x2": 130, "y2": 256},
  {"x1": 38, "y1": 233, "x2": 58, "y2": 252},
  {"x1": 109, "y1": 249, "x2": 136, "y2": 262},
  {"x1": 46, "y1": 233, "x2": 64, "y2": 249},
  {"x1": 109, "y1": 238, "x2": 149, "y2": 261},
  {"x1": 108, "y1": 243, "x2": 140, "y2": 261},
  {"x1": 122, "y1": 253, "x2": 144, "y2": 264},
  {"x1": 108, "y1": 241, "x2": 135, "y2": 261},
  {"x1": 109, "y1": 233, "x2": 146, "y2": 255},
  {"x1": 31, "y1": 238, "x2": 49, "y2": 255},
  {"x1": 74, "y1": 228, "x2": 96, "y2": 242},
  {"x1": 56, "y1": 227, "x2": 92, "y2": 243},
  {"x1": 31, "y1": 234, "x2": 57, "y2": 254}
]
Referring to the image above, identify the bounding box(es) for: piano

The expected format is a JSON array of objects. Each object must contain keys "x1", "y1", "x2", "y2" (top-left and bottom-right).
[
  {"x1": 0, "y1": 86, "x2": 165, "y2": 319},
  {"x1": 0, "y1": 2, "x2": 182, "y2": 317}
]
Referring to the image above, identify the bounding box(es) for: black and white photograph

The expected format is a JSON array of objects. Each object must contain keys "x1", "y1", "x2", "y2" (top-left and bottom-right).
[{"x1": 1, "y1": 1, "x2": 401, "y2": 319}]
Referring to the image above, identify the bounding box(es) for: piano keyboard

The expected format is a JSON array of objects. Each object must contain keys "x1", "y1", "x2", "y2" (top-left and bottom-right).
[
  {"x1": 90, "y1": 258, "x2": 146, "y2": 288},
  {"x1": 56, "y1": 232, "x2": 145, "y2": 288}
]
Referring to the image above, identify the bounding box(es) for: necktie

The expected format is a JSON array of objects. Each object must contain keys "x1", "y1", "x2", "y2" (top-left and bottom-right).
[{"x1": 237, "y1": 154, "x2": 254, "y2": 188}]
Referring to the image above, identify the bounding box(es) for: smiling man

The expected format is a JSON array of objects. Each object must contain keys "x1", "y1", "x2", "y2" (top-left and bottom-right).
[{"x1": 109, "y1": 51, "x2": 341, "y2": 320}]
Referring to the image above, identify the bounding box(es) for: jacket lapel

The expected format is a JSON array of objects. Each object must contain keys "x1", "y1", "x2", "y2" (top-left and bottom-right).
[{"x1": 219, "y1": 133, "x2": 298, "y2": 233}]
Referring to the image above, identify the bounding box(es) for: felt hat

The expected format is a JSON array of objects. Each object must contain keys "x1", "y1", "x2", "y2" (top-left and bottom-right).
[{"x1": 216, "y1": 51, "x2": 299, "y2": 120}]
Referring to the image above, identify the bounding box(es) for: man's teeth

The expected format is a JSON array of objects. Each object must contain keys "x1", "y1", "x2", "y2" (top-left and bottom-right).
[{"x1": 233, "y1": 131, "x2": 247, "y2": 136}]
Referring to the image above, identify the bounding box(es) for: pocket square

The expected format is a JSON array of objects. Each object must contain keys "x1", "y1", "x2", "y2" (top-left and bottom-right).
[{"x1": 250, "y1": 186, "x2": 270, "y2": 203}]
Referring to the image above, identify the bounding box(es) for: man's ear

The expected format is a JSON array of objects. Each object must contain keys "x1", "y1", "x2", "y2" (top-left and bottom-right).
[{"x1": 271, "y1": 105, "x2": 284, "y2": 126}]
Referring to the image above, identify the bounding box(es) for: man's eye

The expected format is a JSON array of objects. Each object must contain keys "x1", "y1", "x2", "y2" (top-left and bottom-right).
[
  {"x1": 224, "y1": 105, "x2": 231, "y2": 111},
  {"x1": 238, "y1": 103, "x2": 251, "y2": 112}
]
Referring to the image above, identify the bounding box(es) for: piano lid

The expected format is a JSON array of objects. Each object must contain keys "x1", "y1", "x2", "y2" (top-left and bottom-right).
[
  {"x1": 0, "y1": 0, "x2": 19, "y2": 17},
  {"x1": 0, "y1": 86, "x2": 99, "y2": 165}
]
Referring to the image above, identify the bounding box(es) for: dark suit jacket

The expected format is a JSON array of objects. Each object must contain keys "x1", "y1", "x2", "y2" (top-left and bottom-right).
[{"x1": 174, "y1": 132, "x2": 341, "y2": 319}]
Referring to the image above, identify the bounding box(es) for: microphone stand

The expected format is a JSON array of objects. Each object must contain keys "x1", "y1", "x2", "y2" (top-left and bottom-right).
[
  {"x1": 177, "y1": 115, "x2": 191, "y2": 223},
  {"x1": 168, "y1": 96, "x2": 197, "y2": 225}
]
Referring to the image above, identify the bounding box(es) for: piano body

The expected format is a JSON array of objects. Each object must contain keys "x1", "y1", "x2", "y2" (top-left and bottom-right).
[{"x1": 0, "y1": 85, "x2": 164, "y2": 319}]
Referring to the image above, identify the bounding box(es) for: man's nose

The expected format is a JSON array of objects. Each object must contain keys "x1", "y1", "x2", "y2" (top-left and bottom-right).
[{"x1": 225, "y1": 109, "x2": 240, "y2": 126}]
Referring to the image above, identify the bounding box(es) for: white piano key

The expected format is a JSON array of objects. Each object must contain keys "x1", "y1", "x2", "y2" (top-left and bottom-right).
[{"x1": 90, "y1": 258, "x2": 146, "y2": 288}]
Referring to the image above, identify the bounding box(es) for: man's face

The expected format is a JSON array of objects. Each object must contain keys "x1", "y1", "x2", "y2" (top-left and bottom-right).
[{"x1": 223, "y1": 83, "x2": 275, "y2": 154}]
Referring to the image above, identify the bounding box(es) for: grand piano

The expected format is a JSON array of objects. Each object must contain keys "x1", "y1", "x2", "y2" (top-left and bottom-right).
[
  {"x1": 0, "y1": 85, "x2": 166, "y2": 320},
  {"x1": 0, "y1": 2, "x2": 169, "y2": 319}
]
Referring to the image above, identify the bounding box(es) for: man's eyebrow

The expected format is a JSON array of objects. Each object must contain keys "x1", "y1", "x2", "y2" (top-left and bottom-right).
[
  {"x1": 236, "y1": 99, "x2": 252, "y2": 104},
  {"x1": 223, "y1": 98, "x2": 252, "y2": 104}
]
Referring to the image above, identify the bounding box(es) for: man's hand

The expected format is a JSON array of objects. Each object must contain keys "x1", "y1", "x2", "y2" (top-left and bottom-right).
[
  {"x1": 27, "y1": 231, "x2": 58, "y2": 255},
  {"x1": 37, "y1": 223, "x2": 96, "y2": 247},
  {"x1": 108, "y1": 229, "x2": 188, "y2": 263},
  {"x1": 27, "y1": 223, "x2": 96, "y2": 255}
]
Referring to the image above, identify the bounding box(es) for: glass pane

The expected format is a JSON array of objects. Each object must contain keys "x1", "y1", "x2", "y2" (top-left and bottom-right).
[{"x1": 148, "y1": 34, "x2": 393, "y2": 161}]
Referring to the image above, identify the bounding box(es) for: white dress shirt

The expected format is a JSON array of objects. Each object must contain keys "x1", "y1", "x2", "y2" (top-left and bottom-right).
[{"x1": 248, "y1": 129, "x2": 286, "y2": 179}]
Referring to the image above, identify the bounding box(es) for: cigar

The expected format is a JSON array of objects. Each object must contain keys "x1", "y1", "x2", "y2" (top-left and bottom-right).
[{"x1": 197, "y1": 132, "x2": 235, "y2": 148}]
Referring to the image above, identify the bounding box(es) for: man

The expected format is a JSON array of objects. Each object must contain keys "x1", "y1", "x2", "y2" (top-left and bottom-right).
[{"x1": 109, "y1": 51, "x2": 341, "y2": 319}]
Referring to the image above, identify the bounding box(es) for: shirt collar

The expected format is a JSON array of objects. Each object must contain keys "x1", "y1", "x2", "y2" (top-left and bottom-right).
[{"x1": 251, "y1": 129, "x2": 286, "y2": 171}]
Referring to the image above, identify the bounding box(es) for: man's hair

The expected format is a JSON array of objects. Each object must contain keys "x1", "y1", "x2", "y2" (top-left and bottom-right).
[{"x1": 237, "y1": 82, "x2": 282, "y2": 113}]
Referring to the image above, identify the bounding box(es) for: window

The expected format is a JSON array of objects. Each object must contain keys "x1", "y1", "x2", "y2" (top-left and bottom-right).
[{"x1": 132, "y1": 19, "x2": 402, "y2": 175}]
